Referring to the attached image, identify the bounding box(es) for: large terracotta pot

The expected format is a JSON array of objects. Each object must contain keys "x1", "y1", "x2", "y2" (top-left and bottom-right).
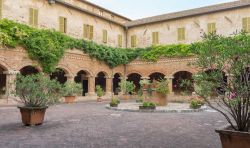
[
  {"x1": 149, "y1": 91, "x2": 167, "y2": 106},
  {"x1": 97, "y1": 97, "x2": 102, "y2": 102},
  {"x1": 216, "y1": 125, "x2": 250, "y2": 148},
  {"x1": 18, "y1": 106, "x2": 48, "y2": 126},
  {"x1": 64, "y1": 96, "x2": 76, "y2": 103}
]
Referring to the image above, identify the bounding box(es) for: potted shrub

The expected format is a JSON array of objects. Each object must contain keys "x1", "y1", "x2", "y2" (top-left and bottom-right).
[
  {"x1": 110, "y1": 97, "x2": 120, "y2": 107},
  {"x1": 139, "y1": 102, "x2": 156, "y2": 110},
  {"x1": 154, "y1": 78, "x2": 169, "y2": 106},
  {"x1": 96, "y1": 85, "x2": 104, "y2": 102},
  {"x1": 189, "y1": 98, "x2": 204, "y2": 109},
  {"x1": 62, "y1": 82, "x2": 82, "y2": 103},
  {"x1": 118, "y1": 79, "x2": 135, "y2": 100},
  {"x1": 192, "y1": 33, "x2": 250, "y2": 148},
  {"x1": 14, "y1": 74, "x2": 62, "y2": 126},
  {"x1": 139, "y1": 79, "x2": 151, "y2": 89}
]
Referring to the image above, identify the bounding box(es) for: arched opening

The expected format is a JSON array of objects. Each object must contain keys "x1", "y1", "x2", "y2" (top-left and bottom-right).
[
  {"x1": 127, "y1": 73, "x2": 142, "y2": 93},
  {"x1": 74, "y1": 70, "x2": 89, "y2": 96},
  {"x1": 50, "y1": 68, "x2": 67, "y2": 84},
  {"x1": 205, "y1": 69, "x2": 227, "y2": 95},
  {"x1": 113, "y1": 73, "x2": 122, "y2": 95},
  {"x1": 95, "y1": 72, "x2": 106, "y2": 92},
  {"x1": 20, "y1": 66, "x2": 39, "y2": 76},
  {"x1": 0, "y1": 65, "x2": 7, "y2": 95},
  {"x1": 173, "y1": 71, "x2": 193, "y2": 95},
  {"x1": 149, "y1": 72, "x2": 165, "y2": 82}
]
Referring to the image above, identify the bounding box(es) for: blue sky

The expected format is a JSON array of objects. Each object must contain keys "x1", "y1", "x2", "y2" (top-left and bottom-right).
[{"x1": 87, "y1": 0, "x2": 235, "y2": 20}]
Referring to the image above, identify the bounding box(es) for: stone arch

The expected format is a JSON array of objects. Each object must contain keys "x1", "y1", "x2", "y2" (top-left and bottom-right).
[
  {"x1": 172, "y1": 71, "x2": 194, "y2": 95},
  {"x1": 127, "y1": 71, "x2": 143, "y2": 78},
  {"x1": 113, "y1": 73, "x2": 122, "y2": 95},
  {"x1": 74, "y1": 67, "x2": 94, "y2": 77},
  {"x1": 127, "y1": 73, "x2": 142, "y2": 93},
  {"x1": 20, "y1": 65, "x2": 40, "y2": 76},
  {"x1": 149, "y1": 72, "x2": 165, "y2": 82},
  {"x1": 171, "y1": 69, "x2": 194, "y2": 77},
  {"x1": 74, "y1": 70, "x2": 91, "y2": 96},
  {"x1": 95, "y1": 71, "x2": 108, "y2": 92},
  {"x1": 50, "y1": 68, "x2": 68, "y2": 84}
]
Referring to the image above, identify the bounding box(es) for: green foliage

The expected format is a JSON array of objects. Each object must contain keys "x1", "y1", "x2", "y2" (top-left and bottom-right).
[
  {"x1": 110, "y1": 97, "x2": 120, "y2": 106},
  {"x1": 189, "y1": 98, "x2": 203, "y2": 109},
  {"x1": 14, "y1": 74, "x2": 63, "y2": 107},
  {"x1": 155, "y1": 79, "x2": 169, "y2": 95},
  {"x1": 95, "y1": 85, "x2": 104, "y2": 97},
  {"x1": 62, "y1": 82, "x2": 82, "y2": 96},
  {"x1": 142, "y1": 102, "x2": 156, "y2": 107},
  {"x1": 118, "y1": 79, "x2": 135, "y2": 95}
]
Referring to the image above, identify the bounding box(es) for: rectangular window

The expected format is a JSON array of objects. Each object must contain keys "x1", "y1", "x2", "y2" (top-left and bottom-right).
[
  {"x1": 83, "y1": 24, "x2": 94, "y2": 40},
  {"x1": 242, "y1": 17, "x2": 250, "y2": 33},
  {"x1": 177, "y1": 27, "x2": 185, "y2": 41},
  {"x1": 131, "y1": 35, "x2": 137, "y2": 48},
  {"x1": 207, "y1": 23, "x2": 216, "y2": 34},
  {"x1": 59, "y1": 16, "x2": 67, "y2": 33},
  {"x1": 29, "y1": 8, "x2": 38, "y2": 27},
  {"x1": 0, "y1": 0, "x2": 3, "y2": 19},
  {"x1": 102, "y1": 29, "x2": 108, "y2": 43},
  {"x1": 152, "y1": 32, "x2": 159, "y2": 45},
  {"x1": 118, "y1": 34, "x2": 122, "y2": 47}
]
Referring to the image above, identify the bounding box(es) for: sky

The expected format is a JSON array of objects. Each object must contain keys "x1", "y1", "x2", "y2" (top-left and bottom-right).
[{"x1": 87, "y1": 0, "x2": 235, "y2": 20}]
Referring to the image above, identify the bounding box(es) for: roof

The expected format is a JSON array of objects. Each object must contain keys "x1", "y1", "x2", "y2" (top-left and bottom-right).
[{"x1": 124, "y1": 0, "x2": 250, "y2": 28}]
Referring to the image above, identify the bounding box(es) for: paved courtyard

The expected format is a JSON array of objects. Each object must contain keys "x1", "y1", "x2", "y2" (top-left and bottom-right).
[{"x1": 0, "y1": 101, "x2": 225, "y2": 148}]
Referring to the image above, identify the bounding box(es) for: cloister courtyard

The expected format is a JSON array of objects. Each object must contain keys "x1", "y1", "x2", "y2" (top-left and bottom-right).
[{"x1": 0, "y1": 101, "x2": 225, "y2": 148}]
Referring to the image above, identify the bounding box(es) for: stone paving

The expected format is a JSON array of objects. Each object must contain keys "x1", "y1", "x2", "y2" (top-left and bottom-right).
[{"x1": 0, "y1": 101, "x2": 225, "y2": 148}]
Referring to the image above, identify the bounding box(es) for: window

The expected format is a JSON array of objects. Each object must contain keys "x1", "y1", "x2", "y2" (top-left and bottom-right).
[
  {"x1": 207, "y1": 23, "x2": 216, "y2": 34},
  {"x1": 131, "y1": 35, "x2": 137, "y2": 48},
  {"x1": 59, "y1": 16, "x2": 67, "y2": 33},
  {"x1": 177, "y1": 27, "x2": 185, "y2": 41},
  {"x1": 29, "y1": 8, "x2": 38, "y2": 27},
  {"x1": 118, "y1": 35, "x2": 122, "y2": 47},
  {"x1": 0, "y1": 0, "x2": 2, "y2": 19},
  {"x1": 152, "y1": 32, "x2": 159, "y2": 45},
  {"x1": 242, "y1": 17, "x2": 250, "y2": 33},
  {"x1": 102, "y1": 29, "x2": 108, "y2": 43},
  {"x1": 83, "y1": 24, "x2": 94, "y2": 40}
]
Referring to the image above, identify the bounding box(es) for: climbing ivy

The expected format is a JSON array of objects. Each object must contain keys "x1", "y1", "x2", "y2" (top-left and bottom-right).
[{"x1": 0, "y1": 19, "x2": 197, "y2": 73}]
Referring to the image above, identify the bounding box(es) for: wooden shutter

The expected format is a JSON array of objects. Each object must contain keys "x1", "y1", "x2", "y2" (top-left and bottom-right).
[
  {"x1": 152, "y1": 32, "x2": 159, "y2": 45},
  {"x1": 208, "y1": 23, "x2": 216, "y2": 34},
  {"x1": 242, "y1": 17, "x2": 250, "y2": 33},
  {"x1": 59, "y1": 17, "x2": 64, "y2": 33},
  {"x1": 0, "y1": 0, "x2": 3, "y2": 19},
  {"x1": 64, "y1": 17, "x2": 67, "y2": 33},
  {"x1": 103, "y1": 30, "x2": 107, "y2": 43},
  {"x1": 178, "y1": 28, "x2": 185, "y2": 41},
  {"x1": 131, "y1": 35, "x2": 137, "y2": 47},
  {"x1": 118, "y1": 35, "x2": 122, "y2": 47},
  {"x1": 89, "y1": 25, "x2": 93, "y2": 40},
  {"x1": 29, "y1": 8, "x2": 34, "y2": 25},
  {"x1": 34, "y1": 9, "x2": 38, "y2": 27}
]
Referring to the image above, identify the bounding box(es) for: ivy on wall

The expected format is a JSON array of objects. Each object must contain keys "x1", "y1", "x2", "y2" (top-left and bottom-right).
[{"x1": 0, "y1": 19, "x2": 197, "y2": 73}]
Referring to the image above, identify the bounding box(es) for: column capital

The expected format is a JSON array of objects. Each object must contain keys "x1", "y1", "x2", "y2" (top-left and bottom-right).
[
  {"x1": 3, "y1": 70, "x2": 20, "y2": 75},
  {"x1": 105, "y1": 76, "x2": 114, "y2": 79},
  {"x1": 165, "y1": 76, "x2": 174, "y2": 79},
  {"x1": 141, "y1": 77, "x2": 150, "y2": 80}
]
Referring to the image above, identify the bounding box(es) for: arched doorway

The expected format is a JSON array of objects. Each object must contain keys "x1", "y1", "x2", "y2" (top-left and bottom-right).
[
  {"x1": 74, "y1": 70, "x2": 89, "y2": 96},
  {"x1": 127, "y1": 73, "x2": 142, "y2": 93},
  {"x1": 113, "y1": 73, "x2": 122, "y2": 95},
  {"x1": 0, "y1": 65, "x2": 7, "y2": 95},
  {"x1": 149, "y1": 72, "x2": 165, "y2": 82},
  {"x1": 50, "y1": 68, "x2": 67, "y2": 84},
  {"x1": 173, "y1": 71, "x2": 193, "y2": 95},
  {"x1": 95, "y1": 72, "x2": 107, "y2": 92},
  {"x1": 20, "y1": 66, "x2": 39, "y2": 76}
]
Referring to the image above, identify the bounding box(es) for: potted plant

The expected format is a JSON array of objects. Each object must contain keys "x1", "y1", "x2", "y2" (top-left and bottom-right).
[
  {"x1": 192, "y1": 33, "x2": 250, "y2": 148},
  {"x1": 96, "y1": 85, "x2": 104, "y2": 102},
  {"x1": 62, "y1": 82, "x2": 82, "y2": 103},
  {"x1": 14, "y1": 74, "x2": 62, "y2": 126},
  {"x1": 118, "y1": 79, "x2": 135, "y2": 100},
  {"x1": 189, "y1": 98, "x2": 204, "y2": 109},
  {"x1": 139, "y1": 101, "x2": 156, "y2": 110},
  {"x1": 110, "y1": 97, "x2": 120, "y2": 107},
  {"x1": 154, "y1": 78, "x2": 169, "y2": 106},
  {"x1": 139, "y1": 79, "x2": 151, "y2": 89}
]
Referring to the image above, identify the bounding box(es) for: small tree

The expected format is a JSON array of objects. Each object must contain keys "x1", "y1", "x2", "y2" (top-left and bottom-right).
[
  {"x1": 192, "y1": 33, "x2": 250, "y2": 132},
  {"x1": 118, "y1": 79, "x2": 135, "y2": 95},
  {"x1": 95, "y1": 85, "x2": 104, "y2": 97},
  {"x1": 62, "y1": 82, "x2": 82, "y2": 97}
]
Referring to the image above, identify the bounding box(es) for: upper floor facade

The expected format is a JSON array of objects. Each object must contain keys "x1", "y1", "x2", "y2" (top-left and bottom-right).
[{"x1": 1, "y1": 0, "x2": 250, "y2": 48}]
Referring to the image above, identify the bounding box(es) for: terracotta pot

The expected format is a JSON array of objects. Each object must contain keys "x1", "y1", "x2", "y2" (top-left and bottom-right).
[
  {"x1": 110, "y1": 103, "x2": 118, "y2": 107},
  {"x1": 64, "y1": 96, "x2": 76, "y2": 104},
  {"x1": 216, "y1": 125, "x2": 250, "y2": 148},
  {"x1": 18, "y1": 106, "x2": 48, "y2": 126},
  {"x1": 97, "y1": 97, "x2": 102, "y2": 102}
]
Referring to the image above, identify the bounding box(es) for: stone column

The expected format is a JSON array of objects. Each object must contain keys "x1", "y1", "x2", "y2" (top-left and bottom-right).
[
  {"x1": 4, "y1": 70, "x2": 19, "y2": 102},
  {"x1": 165, "y1": 76, "x2": 174, "y2": 95},
  {"x1": 87, "y1": 76, "x2": 96, "y2": 96},
  {"x1": 105, "y1": 76, "x2": 113, "y2": 97}
]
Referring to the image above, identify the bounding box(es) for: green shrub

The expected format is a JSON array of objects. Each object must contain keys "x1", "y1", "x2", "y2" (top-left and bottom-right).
[
  {"x1": 118, "y1": 80, "x2": 135, "y2": 95},
  {"x1": 156, "y1": 79, "x2": 169, "y2": 95},
  {"x1": 110, "y1": 97, "x2": 120, "y2": 106},
  {"x1": 189, "y1": 99, "x2": 203, "y2": 109},
  {"x1": 95, "y1": 85, "x2": 104, "y2": 97},
  {"x1": 142, "y1": 102, "x2": 156, "y2": 107},
  {"x1": 62, "y1": 82, "x2": 82, "y2": 96}
]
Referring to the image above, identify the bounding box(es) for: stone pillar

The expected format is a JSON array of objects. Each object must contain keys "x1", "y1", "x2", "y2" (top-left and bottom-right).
[
  {"x1": 87, "y1": 76, "x2": 96, "y2": 96},
  {"x1": 165, "y1": 76, "x2": 174, "y2": 95},
  {"x1": 105, "y1": 76, "x2": 113, "y2": 97},
  {"x1": 4, "y1": 70, "x2": 19, "y2": 102}
]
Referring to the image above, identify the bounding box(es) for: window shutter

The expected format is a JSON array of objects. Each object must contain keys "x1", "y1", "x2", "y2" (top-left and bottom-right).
[
  {"x1": 152, "y1": 32, "x2": 159, "y2": 45},
  {"x1": 59, "y1": 17, "x2": 64, "y2": 33},
  {"x1": 118, "y1": 35, "x2": 122, "y2": 47},
  {"x1": 242, "y1": 17, "x2": 250, "y2": 33},
  {"x1": 89, "y1": 25, "x2": 94, "y2": 40},
  {"x1": 34, "y1": 9, "x2": 38, "y2": 27},
  {"x1": 131, "y1": 35, "x2": 137, "y2": 47},
  {"x1": 103, "y1": 29, "x2": 107, "y2": 43},
  {"x1": 0, "y1": 0, "x2": 3, "y2": 19},
  {"x1": 29, "y1": 8, "x2": 34, "y2": 25},
  {"x1": 208, "y1": 23, "x2": 216, "y2": 34},
  {"x1": 64, "y1": 17, "x2": 67, "y2": 33},
  {"x1": 178, "y1": 28, "x2": 185, "y2": 41}
]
